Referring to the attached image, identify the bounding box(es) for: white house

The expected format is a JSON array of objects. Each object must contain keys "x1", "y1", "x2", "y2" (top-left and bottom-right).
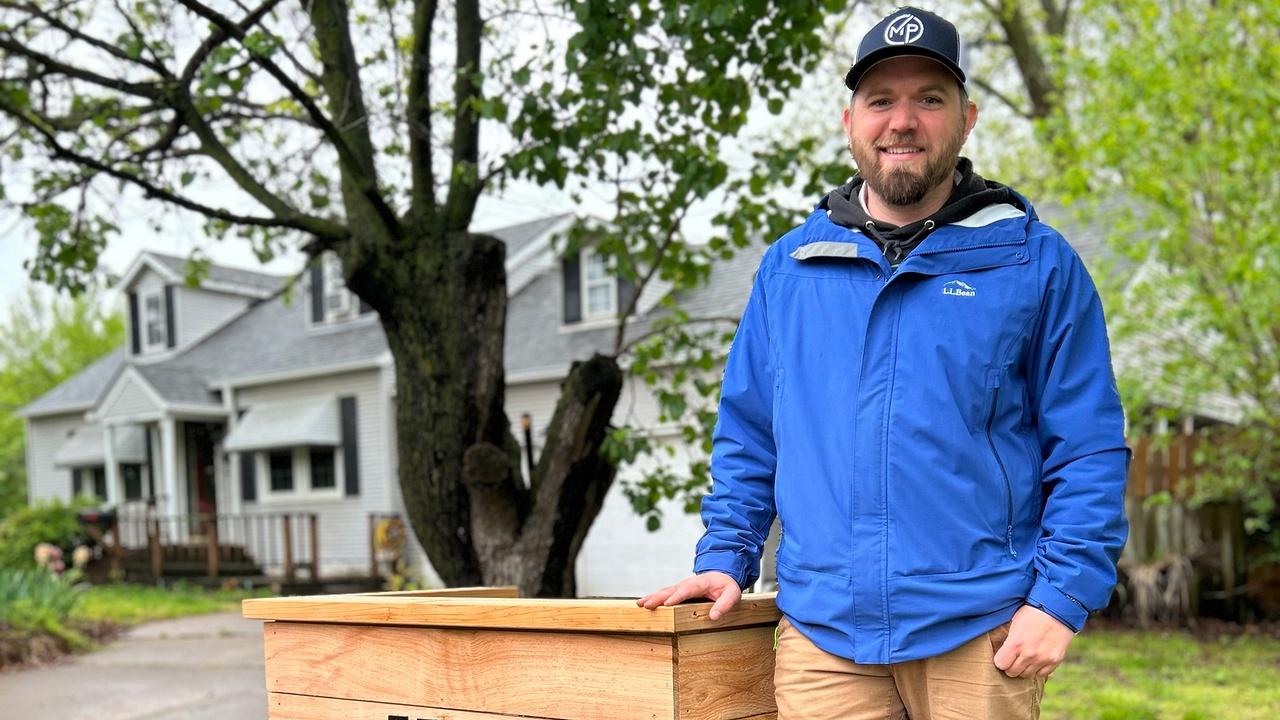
[{"x1": 20, "y1": 215, "x2": 756, "y2": 595}]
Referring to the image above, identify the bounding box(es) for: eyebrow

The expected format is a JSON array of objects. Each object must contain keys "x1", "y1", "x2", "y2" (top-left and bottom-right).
[{"x1": 859, "y1": 83, "x2": 953, "y2": 101}]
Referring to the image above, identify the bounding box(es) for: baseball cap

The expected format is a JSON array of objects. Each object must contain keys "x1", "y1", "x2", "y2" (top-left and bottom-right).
[{"x1": 844, "y1": 7, "x2": 967, "y2": 93}]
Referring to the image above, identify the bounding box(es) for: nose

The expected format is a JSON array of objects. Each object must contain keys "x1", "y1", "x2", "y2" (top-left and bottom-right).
[{"x1": 887, "y1": 102, "x2": 919, "y2": 133}]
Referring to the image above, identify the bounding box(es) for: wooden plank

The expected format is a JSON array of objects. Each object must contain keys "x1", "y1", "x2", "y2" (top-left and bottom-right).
[
  {"x1": 675, "y1": 627, "x2": 777, "y2": 720},
  {"x1": 351, "y1": 587, "x2": 520, "y2": 599},
  {"x1": 671, "y1": 593, "x2": 779, "y2": 634},
  {"x1": 263, "y1": 622, "x2": 675, "y2": 719},
  {"x1": 268, "y1": 693, "x2": 780, "y2": 720},
  {"x1": 243, "y1": 593, "x2": 777, "y2": 635}
]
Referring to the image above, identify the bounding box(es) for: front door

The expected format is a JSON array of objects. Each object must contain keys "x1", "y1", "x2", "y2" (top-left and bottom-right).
[{"x1": 184, "y1": 422, "x2": 220, "y2": 519}]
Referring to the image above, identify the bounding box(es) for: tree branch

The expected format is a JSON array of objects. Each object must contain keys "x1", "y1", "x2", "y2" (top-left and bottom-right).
[
  {"x1": 444, "y1": 0, "x2": 483, "y2": 231},
  {"x1": 0, "y1": 1, "x2": 169, "y2": 75},
  {"x1": 408, "y1": 0, "x2": 439, "y2": 222},
  {"x1": 970, "y1": 75, "x2": 1032, "y2": 118},
  {"x1": 0, "y1": 37, "x2": 163, "y2": 99}
]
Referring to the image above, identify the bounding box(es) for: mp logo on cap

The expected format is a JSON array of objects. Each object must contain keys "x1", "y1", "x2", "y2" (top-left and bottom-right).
[{"x1": 884, "y1": 13, "x2": 925, "y2": 45}]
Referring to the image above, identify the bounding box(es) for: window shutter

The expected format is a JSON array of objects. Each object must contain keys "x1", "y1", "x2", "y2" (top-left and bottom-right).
[
  {"x1": 562, "y1": 254, "x2": 581, "y2": 324},
  {"x1": 128, "y1": 292, "x2": 141, "y2": 354},
  {"x1": 309, "y1": 265, "x2": 324, "y2": 323},
  {"x1": 240, "y1": 452, "x2": 256, "y2": 502},
  {"x1": 164, "y1": 285, "x2": 176, "y2": 348},
  {"x1": 340, "y1": 396, "x2": 359, "y2": 496},
  {"x1": 359, "y1": 297, "x2": 373, "y2": 315},
  {"x1": 72, "y1": 469, "x2": 83, "y2": 497},
  {"x1": 617, "y1": 275, "x2": 637, "y2": 317}
]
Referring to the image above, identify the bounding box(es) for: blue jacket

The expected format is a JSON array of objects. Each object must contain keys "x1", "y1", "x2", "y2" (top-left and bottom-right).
[{"x1": 693, "y1": 197, "x2": 1130, "y2": 664}]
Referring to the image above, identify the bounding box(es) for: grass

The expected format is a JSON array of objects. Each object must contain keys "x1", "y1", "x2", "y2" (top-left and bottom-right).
[
  {"x1": 71, "y1": 582, "x2": 271, "y2": 626},
  {"x1": 1042, "y1": 626, "x2": 1280, "y2": 719}
]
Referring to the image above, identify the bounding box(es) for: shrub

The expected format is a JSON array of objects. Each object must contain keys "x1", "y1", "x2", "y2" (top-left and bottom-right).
[
  {"x1": 0, "y1": 567, "x2": 87, "y2": 650},
  {"x1": 0, "y1": 500, "x2": 87, "y2": 571}
]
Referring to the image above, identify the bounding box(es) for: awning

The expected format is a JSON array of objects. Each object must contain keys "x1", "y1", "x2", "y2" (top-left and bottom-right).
[
  {"x1": 223, "y1": 397, "x2": 340, "y2": 452},
  {"x1": 53, "y1": 424, "x2": 146, "y2": 468}
]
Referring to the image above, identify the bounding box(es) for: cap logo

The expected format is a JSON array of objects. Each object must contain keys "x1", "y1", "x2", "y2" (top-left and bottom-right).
[{"x1": 884, "y1": 13, "x2": 924, "y2": 45}]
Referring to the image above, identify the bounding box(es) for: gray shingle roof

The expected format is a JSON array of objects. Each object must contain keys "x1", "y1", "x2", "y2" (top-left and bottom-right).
[
  {"x1": 148, "y1": 252, "x2": 287, "y2": 294},
  {"x1": 478, "y1": 213, "x2": 573, "y2": 260},
  {"x1": 19, "y1": 346, "x2": 126, "y2": 417}
]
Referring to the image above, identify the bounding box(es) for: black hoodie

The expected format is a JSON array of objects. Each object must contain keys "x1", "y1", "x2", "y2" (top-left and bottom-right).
[{"x1": 819, "y1": 157, "x2": 1024, "y2": 268}]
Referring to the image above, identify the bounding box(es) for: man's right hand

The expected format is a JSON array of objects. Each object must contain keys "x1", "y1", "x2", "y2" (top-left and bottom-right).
[{"x1": 636, "y1": 572, "x2": 742, "y2": 620}]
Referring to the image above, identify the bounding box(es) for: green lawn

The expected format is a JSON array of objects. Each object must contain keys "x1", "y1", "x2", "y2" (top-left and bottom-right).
[
  {"x1": 1042, "y1": 627, "x2": 1280, "y2": 720},
  {"x1": 71, "y1": 582, "x2": 270, "y2": 625}
]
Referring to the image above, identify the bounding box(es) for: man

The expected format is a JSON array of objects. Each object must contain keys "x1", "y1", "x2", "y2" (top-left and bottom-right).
[{"x1": 638, "y1": 6, "x2": 1129, "y2": 718}]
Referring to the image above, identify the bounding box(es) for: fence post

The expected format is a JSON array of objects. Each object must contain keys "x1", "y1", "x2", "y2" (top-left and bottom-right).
[
  {"x1": 206, "y1": 514, "x2": 220, "y2": 580},
  {"x1": 110, "y1": 513, "x2": 122, "y2": 577},
  {"x1": 369, "y1": 514, "x2": 378, "y2": 579},
  {"x1": 282, "y1": 514, "x2": 294, "y2": 582},
  {"x1": 149, "y1": 515, "x2": 163, "y2": 581},
  {"x1": 309, "y1": 514, "x2": 320, "y2": 580}
]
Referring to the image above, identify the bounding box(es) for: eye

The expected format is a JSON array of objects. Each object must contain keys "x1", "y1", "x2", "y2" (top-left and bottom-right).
[
  {"x1": 921, "y1": 96, "x2": 943, "y2": 106},
  {"x1": 868, "y1": 98, "x2": 892, "y2": 108}
]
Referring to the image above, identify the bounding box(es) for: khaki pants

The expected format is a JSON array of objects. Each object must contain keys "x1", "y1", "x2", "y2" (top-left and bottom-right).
[{"x1": 773, "y1": 617, "x2": 1046, "y2": 720}]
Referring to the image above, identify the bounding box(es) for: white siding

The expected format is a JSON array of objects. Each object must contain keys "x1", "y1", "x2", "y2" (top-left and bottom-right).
[
  {"x1": 174, "y1": 287, "x2": 250, "y2": 348},
  {"x1": 97, "y1": 372, "x2": 160, "y2": 421},
  {"x1": 234, "y1": 369, "x2": 392, "y2": 577},
  {"x1": 24, "y1": 413, "x2": 85, "y2": 503}
]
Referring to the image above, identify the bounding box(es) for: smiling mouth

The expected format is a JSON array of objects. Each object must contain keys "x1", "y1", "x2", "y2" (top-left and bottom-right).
[{"x1": 879, "y1": 146, "x2": 924, "y2": 158}]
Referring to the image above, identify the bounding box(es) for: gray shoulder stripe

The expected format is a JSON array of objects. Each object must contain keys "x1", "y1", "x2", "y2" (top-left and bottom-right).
[
  {"x1": 791, "y1": 241, "x2": 859, "y2": 261},
  {"x1": 951, "y1": 204, "x2": 1026, "y2": 228}
]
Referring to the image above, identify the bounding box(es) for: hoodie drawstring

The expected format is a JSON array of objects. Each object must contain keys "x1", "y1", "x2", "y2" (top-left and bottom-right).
[{"x1": 863, "y1": 219, "x2": 936, "y2": 266}]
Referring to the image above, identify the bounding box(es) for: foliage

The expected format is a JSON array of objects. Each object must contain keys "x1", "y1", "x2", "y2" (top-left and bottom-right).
[
  {"x1": 0, "y1": 567, "x2": 88, "y2": 649},
  {"x1": 71, "y1": 582, "x2": 271, "y2": 625},
  {"x1": 0, "y1": 499, "x2": 89, "y2": 571},
  {"x1": 1042, "y1": 627, "x2": 1280, "y2": 719},
  {"x1": 0, "y1": 288, "x2": 125, "y2": 520},
  {"x1": 1042, "y1": 0, "x2": 1280, "y2": 538}
]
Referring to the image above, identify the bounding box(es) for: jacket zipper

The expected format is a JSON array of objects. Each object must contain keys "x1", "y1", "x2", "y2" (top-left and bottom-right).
[{"x1": 985, "y1": 387, "x2": 1017, "y2": 558}]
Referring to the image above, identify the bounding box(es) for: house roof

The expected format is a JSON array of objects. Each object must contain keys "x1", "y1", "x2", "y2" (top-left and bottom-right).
[
  {"x1": 25, "y1": 205, "x2": 1122, "y2": 418},
  {"x1": 19, "y1": 347, "x2": 126, "y2": 417}
]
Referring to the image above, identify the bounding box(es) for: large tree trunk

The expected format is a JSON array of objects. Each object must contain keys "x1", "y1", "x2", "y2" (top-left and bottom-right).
[{"x1": 367, "y1": 230, "x2": 623, "y2": 597}]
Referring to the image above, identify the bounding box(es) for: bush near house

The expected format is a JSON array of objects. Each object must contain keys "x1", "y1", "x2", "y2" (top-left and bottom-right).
[
  {"x1": 0, "y1": 499, "x2": 88, "y2": 571},
  {"x1": 0, "y1": 567, "x2": 96, "y2": 668}
]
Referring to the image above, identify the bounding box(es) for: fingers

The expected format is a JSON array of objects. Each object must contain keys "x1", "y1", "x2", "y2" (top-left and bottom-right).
[
  {"x1": 636, "y1": 585, "x2": 676, "y2": 609},
  {"x1": 708, "y1": 583, "x2": 741, "y2": 621}
]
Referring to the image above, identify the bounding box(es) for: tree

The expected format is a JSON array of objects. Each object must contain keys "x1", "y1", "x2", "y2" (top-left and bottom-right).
[
  {"x1": 0, "y1": 288, "x2": 124, "y2": 519},
  {"x1": 0, "y1": 0, "x2": 846, "y2": 596}
]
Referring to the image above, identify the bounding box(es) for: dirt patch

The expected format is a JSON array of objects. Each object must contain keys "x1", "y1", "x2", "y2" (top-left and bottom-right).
[{"x1": 0, "y1": 621, "x2": 123, "y2": 673}]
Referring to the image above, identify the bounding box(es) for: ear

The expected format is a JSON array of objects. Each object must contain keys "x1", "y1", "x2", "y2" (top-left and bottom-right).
[
  {"x1": 842, "y1": 103, "x2": 854, "y2": 141},
  {"x1": 962, "y1": 100, "x2": 979, "y2": 142}
]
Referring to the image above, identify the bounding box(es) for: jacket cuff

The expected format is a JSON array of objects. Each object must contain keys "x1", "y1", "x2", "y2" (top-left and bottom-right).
[
  {"x1": 1026, "y1": 577, "x2": 1089, "y2": 633},
  {"x1": 693, "y1": 551, "x2": 754, "y2": 589}
]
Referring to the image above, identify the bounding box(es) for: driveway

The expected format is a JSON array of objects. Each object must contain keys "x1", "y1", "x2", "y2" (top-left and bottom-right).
[{"x1": 0, "y1": 611, "x2": 267, "y2": 720}]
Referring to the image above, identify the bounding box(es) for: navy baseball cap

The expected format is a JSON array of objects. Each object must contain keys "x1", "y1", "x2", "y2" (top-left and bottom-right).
[{"x1": 844, "y1": 7, "x2": 967, "y2": 93}]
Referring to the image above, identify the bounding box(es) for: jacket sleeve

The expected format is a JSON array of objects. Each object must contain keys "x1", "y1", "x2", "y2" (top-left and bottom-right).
[
  {"x1": 1024, "y1": 235, "x2": 1131, "y2": 632},
  {"x1": 692, "y1": 262, "x2": 778, "y2": 589}
]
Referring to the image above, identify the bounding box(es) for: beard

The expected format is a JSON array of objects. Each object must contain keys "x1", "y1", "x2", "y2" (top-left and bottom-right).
[{"x1": 849, "y1": 127, "x2": 964, "y2": 208}]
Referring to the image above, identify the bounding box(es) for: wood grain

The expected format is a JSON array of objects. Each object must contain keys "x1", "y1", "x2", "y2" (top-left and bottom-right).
[
  {"x1": 264, "y1": 622, "x2": 675, "y2": 719},
  {"x1": 675, "y1": 628, "x2": 777, "y2": 720},
  {"x1": 267, "y1": 693, "x2": 779, "y2": 720},
  {"x1": 243, "y1": 592, "x2": 778, "y2": 635},
  {"x1": 349, "y1": 587, "x2": 520, "y2": 598}
]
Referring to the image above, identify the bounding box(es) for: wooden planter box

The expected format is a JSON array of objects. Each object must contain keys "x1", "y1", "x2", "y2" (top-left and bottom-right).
[{"x1": 242, "y1": 587, "x2": 780, "y2": 720}]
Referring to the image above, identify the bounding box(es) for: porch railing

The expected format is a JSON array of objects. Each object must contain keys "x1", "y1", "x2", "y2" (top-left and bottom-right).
[{"x1": 111, "y1": 509, "x2": 319, "y2": 582}]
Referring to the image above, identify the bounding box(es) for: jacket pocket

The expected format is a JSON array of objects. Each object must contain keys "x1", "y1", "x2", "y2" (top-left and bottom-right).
[{"x1": 983, "y1": 378, "x2": 1017, "y2": 560}]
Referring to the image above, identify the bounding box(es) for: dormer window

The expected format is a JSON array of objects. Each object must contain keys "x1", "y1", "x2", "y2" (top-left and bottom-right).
[
  {"x1": 323, "y1": 254, "x2": 351, "y2": 315},
  {"x1": 561, "y1": 244, "x2": 636, "y2": 326},
  {"x1": 582, "y1": 248, "x2": 617, "y2": 320},
  {"x1": 144, "y1": 292, "x2": 166, "y2": 348}
]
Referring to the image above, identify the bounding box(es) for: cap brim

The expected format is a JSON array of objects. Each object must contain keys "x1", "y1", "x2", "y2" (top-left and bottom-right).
[{"x1": 844, "y1": 46, "x2": 966, "y2": 93}]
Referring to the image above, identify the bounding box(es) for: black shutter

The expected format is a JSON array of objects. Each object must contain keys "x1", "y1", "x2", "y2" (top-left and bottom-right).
[
  {"x1": 240, "y1": 452, "x2": 257, "y2": 502},
  {"x1": 144, "y1": 426, "x2": 156, "y2": 499},
  {"x1": 562, "y1": 254, "x2": 581, "y2": 324},
  {"x1": 309, "y1": 265, "x2": 324, "y2": 323},
  {"x1": 72, "y1": 469, "x2": 83, "y2": 497},
  {"x1": 617, "y1": 275, "x2": 637, "y2": 317},
  {"x1": 128, "y1": 292, "x2": 141, "y2": 354},
  {"x1": 164, "y1": 285, "x2": 176, "y2": 348},
  {"x1": 340, "y1": 396, "x2": 359, "y2": 496},
  {"x1": 359, "y1": 297, "x2": 372, "y2": 315}
]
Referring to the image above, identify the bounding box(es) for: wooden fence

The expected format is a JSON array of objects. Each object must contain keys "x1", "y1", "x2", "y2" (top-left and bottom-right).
[{"x1": 1119, "y1": 433, "x2": 1249, "y2": 623}]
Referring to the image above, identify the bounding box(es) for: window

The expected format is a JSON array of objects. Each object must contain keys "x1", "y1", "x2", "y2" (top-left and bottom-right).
[
  {"x1": 144, "y1": 292, "x2": 166, "y2": 347},
  {"x1": 73, "y1": 467, "x2": 107, "y2": 500},
  {"x1": 323, "y1": 254, "x2": 351, "y2": 315},
  {"x1": 268, "y1": 451, "x2": 293, "y2": 492},
  {"x1": 582, "y1": 249, "x2": 617, "y2": 319},
  {"x1": 121, "y1": 464, "x2": 144, "y2": 501},
  {"x1": 309, "y1": 448, "x2": 336, "y2": 490}
]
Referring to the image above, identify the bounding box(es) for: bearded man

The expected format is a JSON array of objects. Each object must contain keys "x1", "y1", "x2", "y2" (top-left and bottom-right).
[{"x1": 639, "y1": 6, "x2": 1129, "y2": 718}]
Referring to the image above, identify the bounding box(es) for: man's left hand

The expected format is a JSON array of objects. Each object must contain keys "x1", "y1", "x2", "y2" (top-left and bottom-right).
[{"x1": 993, "y1": 604, "x2": 1075, "y2": 678}]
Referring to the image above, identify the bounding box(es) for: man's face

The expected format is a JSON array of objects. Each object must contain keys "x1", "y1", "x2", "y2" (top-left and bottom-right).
[{"x1": 843, "y1": 55, "x2": 978, "y2": 208}]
